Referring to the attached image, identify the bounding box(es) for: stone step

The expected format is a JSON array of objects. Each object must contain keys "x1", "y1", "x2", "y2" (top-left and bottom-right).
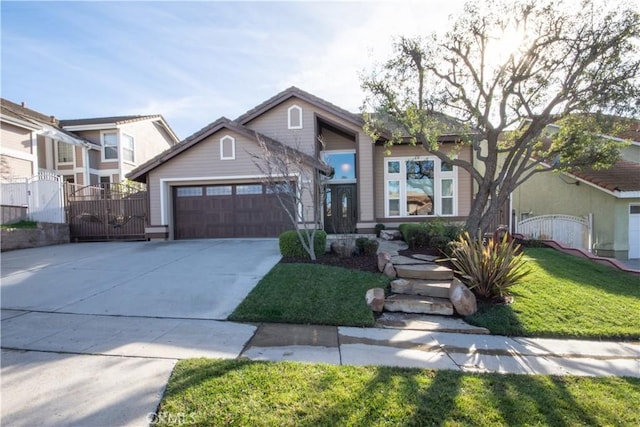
[
  {"x1": 384, "y1": 294, "x2": 454, "y2": 316},
  {"x1": 394, "y1": 263, "x2": 454, "y2": 281},
  {"x1": 390, "y1": 278, "x2": 451, "y2": 299}
]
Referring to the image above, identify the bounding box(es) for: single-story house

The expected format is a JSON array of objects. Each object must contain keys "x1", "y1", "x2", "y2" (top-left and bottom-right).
[{"x1": 127, "y1": 86, "x2": 474, "y2": 240}]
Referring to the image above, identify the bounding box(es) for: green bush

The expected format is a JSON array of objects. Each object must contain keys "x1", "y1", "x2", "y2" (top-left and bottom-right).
[
  {"x1": 279, "y1": 230, "x2": 327, "y2": 259},
  {"x1": 399, "y1": 223, "x2": 430, "y2": 248},
  {"x1": 1, "y1": 220, "x2": 37, "y2": 229},
  {"x1": 429, "y1": 235, "x2": 452, "y2": 254},
  {"x1": 362, "y1": 239, "x2": 379, "y2": 256},
  {"x1": 448, "y1": 232, "x2": 530, "y2": 299},
  {"x1": 355, "y1": 237, "x2": 369, "y2": 254},
  {"x1": 374, "y1": 223, "x2": 386, "y2": 237}
]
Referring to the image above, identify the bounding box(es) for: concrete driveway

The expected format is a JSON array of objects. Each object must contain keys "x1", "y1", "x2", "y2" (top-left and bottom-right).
[{"x1": 1, "y1": 239, "x2": 281, "y2": 427}]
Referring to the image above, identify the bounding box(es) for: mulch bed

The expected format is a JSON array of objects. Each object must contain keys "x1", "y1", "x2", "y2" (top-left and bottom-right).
[{"x1": 278, "y1": 244, "x2": 449, "y2": 273}]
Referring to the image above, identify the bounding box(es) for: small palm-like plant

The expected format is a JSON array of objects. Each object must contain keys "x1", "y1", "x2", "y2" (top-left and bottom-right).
[{"x1": 448, "y1": 232, "x2": 530, "y2": 299}]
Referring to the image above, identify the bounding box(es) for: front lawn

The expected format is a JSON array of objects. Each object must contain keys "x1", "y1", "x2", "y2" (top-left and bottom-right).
[
  {"x1": 229, "y1": 263, "x2": 390, "y2": 327},
  {"x1": 466, "y1": 248, "x2": 640, "y2": 340},
  {"x1": 155, "y1": 359, "x2": 640, "y2": 427}
]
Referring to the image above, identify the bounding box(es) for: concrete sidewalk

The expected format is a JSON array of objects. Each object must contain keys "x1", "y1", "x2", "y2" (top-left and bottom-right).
[
  {"x1": 242, "y1": 322, "x2": 640, "y2": 377},
  {"x1": 2, "y1": 311, "x2": 638, "y2": 427}
]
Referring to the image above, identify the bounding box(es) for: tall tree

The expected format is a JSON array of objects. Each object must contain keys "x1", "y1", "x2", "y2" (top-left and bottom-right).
[{"x1": 361, "y1": 0, "x2": 639, "y2": 234}]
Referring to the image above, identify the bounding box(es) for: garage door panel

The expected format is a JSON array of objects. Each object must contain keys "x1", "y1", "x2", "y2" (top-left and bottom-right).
[{"x1": 174, "y1": 184, "x2": 293, "y2": 239}]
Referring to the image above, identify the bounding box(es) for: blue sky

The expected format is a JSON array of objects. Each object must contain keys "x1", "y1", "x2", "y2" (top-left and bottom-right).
[{"x1": 1, "y1": 1, "x2": 466, "y2": 139}]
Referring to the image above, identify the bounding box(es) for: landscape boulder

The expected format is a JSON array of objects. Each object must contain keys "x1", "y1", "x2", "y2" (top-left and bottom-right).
[
  {"x1": 365, "y1": 288, "x2": 386, "y2": 312},
  {"x1": 383, "y1": 262, "x2": 397, "y2": 279},
  {"x1": 449, "y1": 278, "x2": 477, "y2": 316},
  {"x1": 377, "y1": 251, "x2": 392, "y2": 272},
  {"x1": 380, "y1": 229, "x2": 401, "y2": 241}
]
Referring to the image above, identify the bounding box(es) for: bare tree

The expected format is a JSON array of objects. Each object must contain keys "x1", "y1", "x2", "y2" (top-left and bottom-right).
[
  {"x1": 250, "y1": 135, "x2": 332, "y2": 260},
  {"x1": 362, "y1": 0, "x2": 639, "y2": 233}
]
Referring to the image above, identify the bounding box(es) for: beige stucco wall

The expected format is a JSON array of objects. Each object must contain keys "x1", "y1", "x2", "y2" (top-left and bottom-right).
[
  {"x1": 1, "y1": 122, "x2": 35, "y2": 178},
  {"x1": 119, "y1": 120, "x2": 175, "y2": 172},
  {"x1": 0, "y1": 155, "x2": 33, "y2": 178},
  {"x1": 512, "y1": 169, "x2": 637, "y2": 258}
]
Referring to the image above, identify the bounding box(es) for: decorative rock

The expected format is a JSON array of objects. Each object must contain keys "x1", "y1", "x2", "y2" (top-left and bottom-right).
[
  {"x1": 365, "y1": 288, "x2": 386, "y2": 312},
  {"x1": 380, "y1": 229, "x2": 401, "y2": 240},
  {"x1": 383, "y1": 262, "x2": 397, "y2": 278},
  {"x1": 395, "y1": 264, "x2": 454, "y2": 281},
  {"x1": 331, "y1": 240, "x2": 356, "y2": 258},
  {"x1": 390, "y1": 255, "x2": 429, "y2": 265},
  {"x1": 448, "y1": 278, "x2": 477, "y2": 316},
  {"x1": 412, "y1": 254, "x2": 439, "y2": 262},
  {"x1": 377, "y1": 252, "x2": 392, "y2": 272},
  {"x1": 390, "y1": 279, "x2": 451, "y2": 299},
  {"x1": 384, "y1": 294, "x2": 454, "y2": 315}
]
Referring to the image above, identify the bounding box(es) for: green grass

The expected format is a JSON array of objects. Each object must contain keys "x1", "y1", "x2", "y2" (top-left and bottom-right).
[
  {"x1": 229, "y1": 263, "x2": 389, "y2": 327},
  {"x1": 0, "y1": 220, "x2": 37, "y2": 229},
  {"x1": 465, "y1": 248, "x2": 640, "y2": 340},
  {"x1": 156, "y1": 359, "x2": 640, "y2": 427}
]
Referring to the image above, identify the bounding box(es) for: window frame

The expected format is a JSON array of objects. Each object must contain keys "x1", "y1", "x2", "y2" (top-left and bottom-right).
[
  {"x1": 287, "y1": 104, "x2": 303, "y2": 129},
  {"x1": 220, "y1": 135, "x2": 236, "y2": 160},
  {"x1": 101, "y1": 131, "x2": 119, "y2": 162},
  {"x1": 121, "y1": 133, "x2": 135, "y2": 164},
  {"x1": 56, "y1": 141, "x2": 75, "y2": 165},
  {"x1": 322, "y1": 150, "x2": 357, "y2": 183},
  {"x1": 384, "y1": 156, "x2": 457, "y2": 217}
]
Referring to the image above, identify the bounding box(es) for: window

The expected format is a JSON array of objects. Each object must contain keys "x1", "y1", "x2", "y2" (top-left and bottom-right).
[
  {"x1": 122, "y1": 134, "x2": 135, "y2": 163},
  {"x1": 236, "y1": 184, "x2": 263, "y2": 195},
  {"x1": 220, "y1": 135, "x2": 235, "y2": 160},
  {"x1": 57, "y1": 141, "x2": 74, "y2": 164},
  {"x1": 99, "y1": 176, "x2": 111, "y2": 184},
  {"x1": 102, "y1": 132, "x2": 118, "y2": 161},
  {"x1": 176, "y1": 187, "x2": 203, "y2": 197},
  {"x1": 385, "y1": 157, "x2": 456, "y2": 217},
  {"x1": 323, "y1": 151, "x2": 356, "y2": 182},
  {"x1": 288, "y1": 105, "x2": 302, "y2": 129},
  {"x1": 206, "y1": 186, "x2": 232, "y2": 196},
  {"x1": 63, "y1": 175, "x2": 75, "y2": 184}
]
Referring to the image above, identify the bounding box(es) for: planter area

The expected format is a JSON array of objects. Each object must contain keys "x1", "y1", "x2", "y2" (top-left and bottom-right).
[{"x1": 1, "y1": 223, "x2": 70, "y2": 251}]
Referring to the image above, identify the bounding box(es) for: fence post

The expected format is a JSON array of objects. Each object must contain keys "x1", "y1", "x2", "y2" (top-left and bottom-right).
[{"x1": 587, "y1": 213, "x2": 593, "y2": 253}]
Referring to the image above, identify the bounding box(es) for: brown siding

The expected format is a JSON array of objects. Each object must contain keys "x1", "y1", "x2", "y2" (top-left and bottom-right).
[
  {"x1": 322, "y1": 128, "x2": 355, "y2": 151},
  {"x1": 147, "y1": 129, "x2": 315, "y2": 225},
  {"x1": 74, "y1": 129, "x2": 118, "y2": 170},
  {"x1": 75, "y1": 146, "x2": 83, "y2": 167},
  {"x1": 244, "y1": 97, "x2": 375, "y2": 222}
]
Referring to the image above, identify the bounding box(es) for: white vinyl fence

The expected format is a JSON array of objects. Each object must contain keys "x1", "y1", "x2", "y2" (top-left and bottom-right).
[
  {"x1": 1, "y1": 172, "x2": 65, "y2": 223},
  {"x1": 517, "y1": 214, "x2": 592, "y2": 251}
]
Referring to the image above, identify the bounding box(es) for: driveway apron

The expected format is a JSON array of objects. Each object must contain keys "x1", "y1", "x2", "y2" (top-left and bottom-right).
[{"x1": 1, "y1": 239, "x2": 281, "y2": 427}]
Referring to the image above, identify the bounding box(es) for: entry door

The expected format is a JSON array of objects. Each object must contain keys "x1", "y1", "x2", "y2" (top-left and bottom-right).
[
  {"x1": 629, "y1": 205, "x2": 640, "y2": 259},
  {"x1": 324, "y1": 184, "x2": 357, "y2": 234}
]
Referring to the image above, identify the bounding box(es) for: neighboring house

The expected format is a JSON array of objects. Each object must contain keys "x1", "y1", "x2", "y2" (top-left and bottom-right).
[
  {"x1": 0, "y1": 98, "x2": 180, "y2": 184},
  {"x1": 511, "y1": 118, "x2": 640, "y2": 260},
  {"x1": 1, "y1": 99, "x2": 91, "y2": 180},
  {"x1": 127, "y1": 87, "x2": 474, "y2": 240}
]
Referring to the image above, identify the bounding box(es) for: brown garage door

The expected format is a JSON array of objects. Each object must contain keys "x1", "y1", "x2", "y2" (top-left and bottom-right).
[{"x1": 173, "y1": 183, "x2": 293, "y2": 239}]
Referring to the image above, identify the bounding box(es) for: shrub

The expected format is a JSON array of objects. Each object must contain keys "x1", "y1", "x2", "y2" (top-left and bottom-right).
[
  {"x1": 279, "y1": 230, "x2": 327, "y2": 259},
  {"x1": 362, "y1": 239, "x2": 379, "y2": 256},
  {"x1": 355, "y1": 237, "x2": 369, "y2": 254},
  {"x1": 399, "y1": 223, "x2": 430, "y2": 248},
  {"x1": 429, "y1": 235, "x2": 453, "y2": 254},
  {"x1": 374, "y1": 223, "x2": 386, "y2": 237},
  {"x1": 448, "y1": 232, "x2": 530, "y2": 299}
]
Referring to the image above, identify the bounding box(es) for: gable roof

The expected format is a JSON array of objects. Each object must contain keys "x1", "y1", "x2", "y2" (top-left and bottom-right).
[
  {"x1": 126, "y1": 117, "x2": 331, "y2": 182},
  {"x1": 569, "y1": 160, "x2": 640, "y2": 193},
  {"x1": 60, "y1": 115, "x2": 180, "y2": 144},
  {"x1": 1, "y1": 98, "x2": 98, "y2": 148},
  {"x1": 235, "y1": 86, "x2": 364, "y2": 128}
]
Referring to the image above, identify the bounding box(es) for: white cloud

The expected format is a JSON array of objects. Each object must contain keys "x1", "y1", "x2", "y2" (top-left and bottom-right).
[{"x1": 281, "y1": 0, "x2": 468, "y2": 111}]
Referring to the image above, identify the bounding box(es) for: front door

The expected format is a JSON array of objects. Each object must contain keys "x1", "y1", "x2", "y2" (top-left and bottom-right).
[{"x1": 324, "y1": 184, "x2": 357, "y2": 234}]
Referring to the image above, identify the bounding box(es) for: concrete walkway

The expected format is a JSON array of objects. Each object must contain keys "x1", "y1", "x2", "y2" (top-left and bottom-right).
[{"x1": 2, "y1": 240, "x2": 639, "y2": 426}]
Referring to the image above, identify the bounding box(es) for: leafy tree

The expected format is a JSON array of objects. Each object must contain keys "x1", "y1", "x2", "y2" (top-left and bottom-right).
[{"x1": 361, "y1": 0, "x2": 639, "y2": 233}]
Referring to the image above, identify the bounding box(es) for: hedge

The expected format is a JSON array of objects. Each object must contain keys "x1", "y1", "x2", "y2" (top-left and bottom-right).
[{"x1": 279, "y1": 230, "x2": 327, "y2": 258}]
